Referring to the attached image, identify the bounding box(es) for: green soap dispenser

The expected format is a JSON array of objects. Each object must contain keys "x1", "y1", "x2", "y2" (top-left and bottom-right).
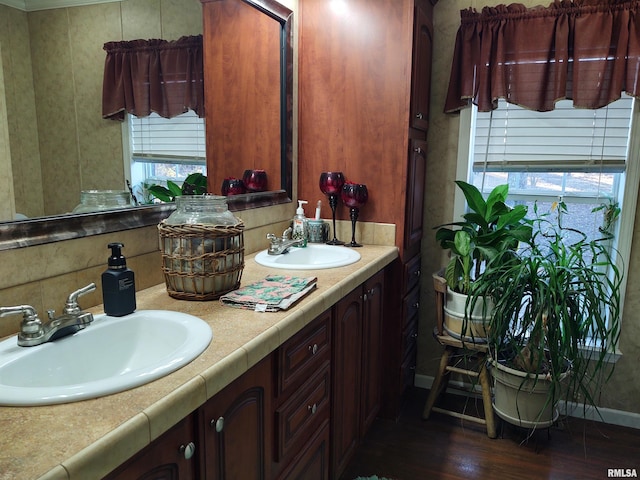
[
  {"x1": 291, "y1": 200, "x2": 309, "y2": 247},
  {"x1": 102, "y1": 242, "x2": 136, "y2": 316}
]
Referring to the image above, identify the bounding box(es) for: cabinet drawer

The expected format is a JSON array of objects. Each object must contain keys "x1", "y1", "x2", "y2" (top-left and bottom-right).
[
  {"x1": 275, "y1": 364, "x2": 331, "y2": 462},
  {"x1": 277, "y1": 312, "x2": 331, "y2": 396},
  {"x1": 402, "y1": 285, "x2": 420, "y2": 330},
  {"x1": 401, "y1": 342, "x2": 418, "y2": 389},
  {"x1": 275, "y1": 419, "x2": 330, "y2": 480},
  {"x1": 402, "y1": 315, "x2": 419, "y2": 360},
  {"x1": 403, "y1": 254, "x2": 422, "y2": 293}
]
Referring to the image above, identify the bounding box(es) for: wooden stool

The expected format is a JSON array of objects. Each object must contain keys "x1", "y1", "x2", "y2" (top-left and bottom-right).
[
  {"x1": 422, "y1": 273, "x2": 497, "y2": 438},
  {"x1": 422, "y1": 331, "x2": 496, "y2": 438}
]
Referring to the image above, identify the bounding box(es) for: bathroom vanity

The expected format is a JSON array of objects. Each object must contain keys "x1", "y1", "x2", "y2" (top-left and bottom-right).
[{"x1": 0, "y1": 244, "x2": 397, "y2": 480}]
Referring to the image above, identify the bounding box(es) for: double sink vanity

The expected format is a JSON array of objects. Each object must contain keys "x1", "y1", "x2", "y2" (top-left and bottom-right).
[{"x1": 0, "y1": 243, "x2": 397, "y2": 479}]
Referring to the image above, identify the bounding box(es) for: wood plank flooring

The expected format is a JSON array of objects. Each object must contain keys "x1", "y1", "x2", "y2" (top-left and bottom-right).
[{"x1": 340, "y1": 387, "x2": 639, "y2": 480}]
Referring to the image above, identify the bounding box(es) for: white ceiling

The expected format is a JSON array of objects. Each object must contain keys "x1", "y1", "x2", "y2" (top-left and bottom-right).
[{"x1": 0, "y1": 0, "x2": 120, "y2": 12}]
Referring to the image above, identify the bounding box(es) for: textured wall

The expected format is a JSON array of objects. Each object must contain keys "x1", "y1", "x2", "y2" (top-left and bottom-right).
[
  {"x1": 2, "y1": 0, "x2": 202, "y2": 217},
  {"x1": 420, "y1": 0, "x2": 640, "y2": 415},
  {"x1": 0, "y1": 5, "x2": 42, "y2": 219}
]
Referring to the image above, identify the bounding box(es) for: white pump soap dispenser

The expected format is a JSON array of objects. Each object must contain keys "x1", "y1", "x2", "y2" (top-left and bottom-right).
[{"x1": 292, "y1": 200, "x2": 309, "y2": 247}]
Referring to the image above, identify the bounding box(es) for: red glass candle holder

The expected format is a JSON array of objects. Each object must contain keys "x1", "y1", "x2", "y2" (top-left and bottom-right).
[
  {"x1": 243, "y1": 169, "x2": 268, "y2": 192},
  {"x1": 341, "y1": 182, "x2": 368, "y2": 247},
  {"x1": 319, "y1": 172, "x2": 345, "y2": 245},
  {"x1": 221, "y1": 178, "x2": 246, "y2": 196}
]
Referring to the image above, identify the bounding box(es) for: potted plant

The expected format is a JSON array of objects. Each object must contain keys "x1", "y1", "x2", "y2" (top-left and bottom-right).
[
  {"x1": 148, "y1": 172, "x2": 208, "y2": 202},
  {"x1": 434, "y1": 181, "x2": 531, "y2": 341},
  {"x1": 470, "y1": 201, "x2": 623, "y2": 428}
]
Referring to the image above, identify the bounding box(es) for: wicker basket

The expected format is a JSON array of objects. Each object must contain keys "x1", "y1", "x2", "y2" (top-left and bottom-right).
[{"x1": 158, "y1": 221, "x2": 245, "y2": 300}]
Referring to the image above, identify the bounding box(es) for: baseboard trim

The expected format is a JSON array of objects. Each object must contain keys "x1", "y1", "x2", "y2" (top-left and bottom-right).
[{"x1": 414, "y1": 373, "x2": 640, "y2": 430}]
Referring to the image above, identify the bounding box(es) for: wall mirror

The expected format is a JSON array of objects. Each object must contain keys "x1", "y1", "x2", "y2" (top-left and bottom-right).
[{"x1": 0, "y1": 0, "x2": 292, "y2": 251}]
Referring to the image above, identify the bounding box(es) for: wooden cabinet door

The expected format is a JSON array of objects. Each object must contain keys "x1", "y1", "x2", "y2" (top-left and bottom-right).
[
  {"x1": 276, "y1": 421, "x2": 330, "y2": 480},
  {"x1": 410, "y1": 0, "x2": 434, "y2": 132},
  {"x1": 360, "y1": 270, "x2": 384, "y2": 433},
  {"x1": 104, "y1": 415, "x2": 198, "y2": 480},
  {"x1": 404, "y1": 138, "x2": 428, "y2": 259},
  {"x1": 201, "y1": 356, "x2": 272, "y2": 480},
  {"x1": 331, "y1": 286, "x2": 363, "y2": 478}
]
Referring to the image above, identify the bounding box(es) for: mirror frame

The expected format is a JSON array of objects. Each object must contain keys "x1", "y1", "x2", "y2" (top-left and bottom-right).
[{"x1": 0, "y1": 0, "x2": 293, "y2": 252}]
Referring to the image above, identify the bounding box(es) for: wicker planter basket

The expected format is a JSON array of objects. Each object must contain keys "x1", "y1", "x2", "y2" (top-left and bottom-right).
[{"x1": 158, "y1": 221, "x2": 245, "y2": 300}]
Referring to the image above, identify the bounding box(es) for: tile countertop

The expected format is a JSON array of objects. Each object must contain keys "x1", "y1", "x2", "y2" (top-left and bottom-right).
[{"x1": 0, "y1": 244, "x2": 398, "y2": 480}]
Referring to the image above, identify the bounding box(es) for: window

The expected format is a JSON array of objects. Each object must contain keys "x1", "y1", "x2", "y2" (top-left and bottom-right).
[
  {"x1": 123, "y1": 110, "x2": 206, "y2": 204},
  {"x1": 455, "y1": 96, "x2": 640, "y2": 351}
]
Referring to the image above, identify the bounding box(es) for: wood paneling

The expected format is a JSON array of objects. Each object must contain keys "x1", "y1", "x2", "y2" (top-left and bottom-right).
[
  {"x1": 298, "y1": 0, "x2": 414, "y2": 237},
  {"x1": 203, "y1": 0, "x2": 282, "y2": 194}
]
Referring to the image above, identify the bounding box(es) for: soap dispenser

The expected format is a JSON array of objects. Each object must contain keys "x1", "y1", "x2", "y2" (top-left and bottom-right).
[
  {"x1": 291, "y1": 200, "x2": 309, "y2": 247},
  {"x1": 102, "y1": 242, "x2": 136, "y2": 316}
]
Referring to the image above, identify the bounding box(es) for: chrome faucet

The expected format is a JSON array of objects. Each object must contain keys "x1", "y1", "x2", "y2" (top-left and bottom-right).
[
  {"x1": 266, "y1": 228, "x2": 305, "y2": 255},
  {"x1": 0, "y1": 283, "x2": 96, "y2": 347}
]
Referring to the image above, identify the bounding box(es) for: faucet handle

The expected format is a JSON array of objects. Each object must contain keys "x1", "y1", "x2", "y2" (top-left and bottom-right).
[
  {"x1": 267, "y1": 233, "x2": 278, "y2": 243},
  {"x1": 64, "y1": 283, "x2": 97, "y2": 315},
  {"x1": 0, "y1": 305, "x2": 45, "y2": 342}
]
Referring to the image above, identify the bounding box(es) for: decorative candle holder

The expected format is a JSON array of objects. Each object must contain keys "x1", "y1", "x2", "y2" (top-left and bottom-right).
[
  {"x1": 341, "y1": 182, "x2": 368, "y2": 247},
  {"x1": 221, "y1": 178, "x2": 246, "y2": 196},
  {"x1": 242, "y1": 169, "x2": 268, "y2": 192},
  {"x1": 319, "y1": 172, "x2": 345, "y2": 245}
]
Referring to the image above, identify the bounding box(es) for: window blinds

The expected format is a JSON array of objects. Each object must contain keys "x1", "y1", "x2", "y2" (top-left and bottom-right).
[
  {"x1": 130, "y1": 110, "x2": 206, "y2": 164},
  {"x1": 473, "y1": 96, "x2": 634, "y2": 174}
]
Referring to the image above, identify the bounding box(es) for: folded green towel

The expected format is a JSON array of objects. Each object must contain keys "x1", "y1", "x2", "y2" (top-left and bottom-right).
[{"x1": 220, "y1": 275, "x2": 317, "y2": 312}]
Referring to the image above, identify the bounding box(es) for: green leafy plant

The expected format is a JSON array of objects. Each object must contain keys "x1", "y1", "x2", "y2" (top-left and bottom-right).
[
  {"x1": 147, "y1": 173, "x2": 208, "y2": 202},
  {"x1": 435, "y1": 181, "x2": 532, "y2": 294},
  {"x1": 470, "y1": 201, "x2": 623, "y2": 419}
]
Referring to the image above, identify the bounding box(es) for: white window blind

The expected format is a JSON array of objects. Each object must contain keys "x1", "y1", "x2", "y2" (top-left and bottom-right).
[
  {"x1": 130, "y1": 110, "x2": 206, "y2": 164},
  {"x1": 473, "y1": 96, "x2": 633, "y2": 174}
]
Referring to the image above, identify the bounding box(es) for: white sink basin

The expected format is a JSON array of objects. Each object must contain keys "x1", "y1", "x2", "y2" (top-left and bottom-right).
[
  {"x1": 254, "y1": 243, "x2": 361, "y2": 270},
  {"x1": 0, "y1": 310, "x2": 212, "y2": 406}
]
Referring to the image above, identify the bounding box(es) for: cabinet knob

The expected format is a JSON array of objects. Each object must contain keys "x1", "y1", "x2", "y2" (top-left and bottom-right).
[
  {"x1": 212, "y1": 416, "x2": 224, "y2": 433},
  {"x1": 413, "y1": 302, "x2": 420, "y2": 309},
  {"x1": 414, "y1": 269, "x2": 421, "y2": 277},
  {"x1": 363, "y1": 293, "x2": 368, "y2": 302},
  {"x1": 309, "y1": 343, "x2": 318, "y2": 355},
  {"x1": 308, "y1": 403, "x2": 317, "y2": 414},
  {"x1": 414, "y1": 147, "x2": 423, "y2": 154},
  {"x1": 416, "y1": 112, "x2": 424, "y2": 119},
  {"x1": 180, "y1": 442, "x2": 196, "y2": 460},
  {"x1": 411, "y1": 332, "x2": 418, "y2": 339}
]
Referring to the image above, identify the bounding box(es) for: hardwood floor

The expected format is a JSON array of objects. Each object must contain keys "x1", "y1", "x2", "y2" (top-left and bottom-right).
[{"x1": 340, "y1": 387, "x2": 639, "y2": 480}]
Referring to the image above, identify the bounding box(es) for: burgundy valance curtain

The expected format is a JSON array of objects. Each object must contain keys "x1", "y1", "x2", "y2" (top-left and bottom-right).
[
  {"x1": 445, "y1": 1, "x2": 640, "y2": 113},
  {"x1": 102, "y1": 35, "x2": 204, "y2": 121}
]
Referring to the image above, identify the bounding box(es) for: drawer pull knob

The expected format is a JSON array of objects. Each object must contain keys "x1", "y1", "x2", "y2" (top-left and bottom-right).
[
  {"x1": 411, "y1": 333, "x2": 418, "y2": 338},
  {"x1": 414, "y1": 269, "x2": 421, "y2": 277},
  {"x1": 308, "y1": 403, "x2": 317, "y2": 414},
  {"x1": 212, "y1": 416, "x2": 224, "y2": 432},
  {"x1": 309, "y1": 344, "x2": 318, "y2": 355},
  {"x1": 413, "y1": 302, "x2": 420, "y2": 309},
  {"x1": 416, "y1": 112, "x2": 424, "y2": 120},
  {"x1": 180, "y1": 442, "x2": 196, "y2": 460}
]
